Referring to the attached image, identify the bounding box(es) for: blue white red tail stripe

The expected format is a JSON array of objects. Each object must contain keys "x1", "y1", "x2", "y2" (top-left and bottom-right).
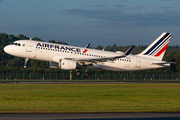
[
  {"x1": 149, "y1": 34, "x2": 171, "y2": 56},
  {"x1": 154, "y1": 43, "x2": 168, "y2": 57},
  {"x1": 143, "y1": 33, "x2": 171, "y2": 55},
  {"x1": 139, "y1": 32, "x2": 172, "y2": 60}
]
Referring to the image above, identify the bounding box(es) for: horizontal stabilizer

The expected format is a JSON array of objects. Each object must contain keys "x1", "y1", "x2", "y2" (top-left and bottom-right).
[
  {"x1": 151, "y1": 61, "x2": 171, "y2": 67},
  {"x1": 152, "y1": 61, "x2": 169, "y2": 65}
]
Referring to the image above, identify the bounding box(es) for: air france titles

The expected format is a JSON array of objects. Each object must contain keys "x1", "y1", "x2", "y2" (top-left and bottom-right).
[{"x1": 36, "y1": 43, "x2": 81, "y2": 52}]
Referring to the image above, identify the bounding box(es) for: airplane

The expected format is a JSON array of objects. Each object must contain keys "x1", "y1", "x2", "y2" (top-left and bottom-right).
[{"x1": 4, "y1": 32, "x2": 172, "y2": 78}]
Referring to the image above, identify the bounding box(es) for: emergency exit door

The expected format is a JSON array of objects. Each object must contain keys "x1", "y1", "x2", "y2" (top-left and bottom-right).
[{"x1": 26, "y1": 41, "x2": 32, "y2": 52}]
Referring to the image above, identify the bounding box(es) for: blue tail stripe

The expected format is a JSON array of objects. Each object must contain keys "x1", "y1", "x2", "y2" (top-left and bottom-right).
[
  {"x1": 149, "y1": 35, "x2": 171, "y2": 55},
  {"x1": 144, "y1": 33, "x2": 170, "y2": 55}
]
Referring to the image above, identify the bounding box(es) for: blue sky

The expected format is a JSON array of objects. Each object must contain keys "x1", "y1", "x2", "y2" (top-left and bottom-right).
[{"x1": 0, "y1": 0, "x2": 180, "y2": 47}]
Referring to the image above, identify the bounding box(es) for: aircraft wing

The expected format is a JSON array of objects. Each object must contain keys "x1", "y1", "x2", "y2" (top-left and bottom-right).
[
  {"x1": 66, "y1": 45, "x2": 134, "y2": 65},
  {"x1": 66, "y1": 56, "x2": 123, "y2": 65}
]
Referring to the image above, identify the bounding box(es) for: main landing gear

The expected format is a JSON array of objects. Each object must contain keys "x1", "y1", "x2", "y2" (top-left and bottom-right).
[
  {"x1": 75, "y1": 70, "x2": 90, "y2": 78},
  {"x1": 75, "y1": 71, "x2": 81, "y2": 77},
  {"x1": 83, "y1": 72, "x2": 90, "y2": 78}
]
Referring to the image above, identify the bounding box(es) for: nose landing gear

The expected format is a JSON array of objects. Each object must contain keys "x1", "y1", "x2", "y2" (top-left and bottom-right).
[{"x1": 24, "y1": 58, "x2": 29, "y2": 68}]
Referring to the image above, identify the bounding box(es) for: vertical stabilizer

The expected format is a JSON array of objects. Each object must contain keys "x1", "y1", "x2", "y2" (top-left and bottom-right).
[{"x1": 138, "y1": 32, "x2": 172, "y2": 60}]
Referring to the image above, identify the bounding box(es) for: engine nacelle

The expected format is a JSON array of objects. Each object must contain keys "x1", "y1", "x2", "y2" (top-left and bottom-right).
[
  {"x1": 48, "y1": 62, "x2": 59, "y2": 68},
  {"x1": 48, "y1": 59, "x2": 77, "y2": 70},
  {"x1": 60, "y1": 59, "x2": 77, "y2": 70},
  {"x1": 88, "y1": 64, "x2": 103, "y2": 69}
]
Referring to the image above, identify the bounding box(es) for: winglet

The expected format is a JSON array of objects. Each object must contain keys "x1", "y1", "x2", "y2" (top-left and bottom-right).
[
  {"x1": 85, "y1": 43, "x2": 90, "y2": 48},
  {"x1": 124, "y1": 45, "x2": 134, "y2": 55},
  {"x1": 115, "y1": 45, "x2": 134, "y2": 59}
]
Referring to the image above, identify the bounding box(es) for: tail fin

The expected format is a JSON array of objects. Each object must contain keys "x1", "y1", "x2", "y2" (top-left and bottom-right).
[{"x1": 138, "y1": 32, "x2": 172, "y2": 60}]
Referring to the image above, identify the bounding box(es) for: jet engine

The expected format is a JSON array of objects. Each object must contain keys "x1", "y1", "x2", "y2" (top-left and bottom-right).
[{"x1": 47, "y1": 59, "x2": 77, "y2": 70}]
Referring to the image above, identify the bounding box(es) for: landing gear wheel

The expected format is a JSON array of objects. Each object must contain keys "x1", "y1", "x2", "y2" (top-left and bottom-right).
[
  {"x1": 75, "y1": 71, "x2": 81, "y2": 77},
  {"x1": 83, "y1": 72, "x2": 89, "y2": 78}
]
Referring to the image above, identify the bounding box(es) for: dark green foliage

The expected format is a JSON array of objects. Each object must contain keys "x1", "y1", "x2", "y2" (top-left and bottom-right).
[
  {"x1": 48, "y1": 40, "x2": 68, "y2": 45},
  {"x1": 0, "y1": 33, "x2": 179, "y2": 74}
]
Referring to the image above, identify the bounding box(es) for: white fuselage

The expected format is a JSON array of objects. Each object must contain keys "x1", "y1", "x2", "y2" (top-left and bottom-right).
[{"x1": 4, "y1": 40, "x2": 170, "y2": 71}]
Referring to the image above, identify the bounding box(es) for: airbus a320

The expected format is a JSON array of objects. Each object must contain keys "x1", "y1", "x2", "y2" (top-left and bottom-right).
[{"x1": 4, "y1": 32, "x2": 172, "y2": 78}]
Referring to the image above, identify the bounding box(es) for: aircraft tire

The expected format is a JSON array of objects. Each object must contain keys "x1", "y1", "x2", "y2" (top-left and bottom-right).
[
  {"x1": 75, "y1": 71, "x2": 81, "y2": 77},
  {"x1": 83, "y1": 72, "x2": 89, "y2": 78}
]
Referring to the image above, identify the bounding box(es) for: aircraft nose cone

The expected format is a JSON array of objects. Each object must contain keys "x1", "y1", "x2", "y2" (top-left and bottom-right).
[{"x1": 4, "y1": 46, "x2": 11, "y2": 53}]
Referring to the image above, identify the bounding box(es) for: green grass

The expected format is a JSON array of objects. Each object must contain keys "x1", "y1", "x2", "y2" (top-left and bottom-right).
[{"x1": 0, "y1": 83, "x2": 180, "y2": 113}]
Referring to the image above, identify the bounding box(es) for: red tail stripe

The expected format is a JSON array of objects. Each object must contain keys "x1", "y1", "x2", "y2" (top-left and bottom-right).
[{"x1": 154, "y1": 43, "x2": 168, "y2": 57}]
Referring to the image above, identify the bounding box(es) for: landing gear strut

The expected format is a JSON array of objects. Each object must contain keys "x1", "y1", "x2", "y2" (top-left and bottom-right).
[{"x1": 83, "y1": 67, "x2": 89, "y2": 78}]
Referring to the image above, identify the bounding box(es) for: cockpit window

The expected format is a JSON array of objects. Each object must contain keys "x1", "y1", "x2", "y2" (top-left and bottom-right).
[{"x1": 12, "y1": 43, "x2": 21, "y2": 46}]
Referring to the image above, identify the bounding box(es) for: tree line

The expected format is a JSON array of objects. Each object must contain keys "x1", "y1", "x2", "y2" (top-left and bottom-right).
[{"x1": 0, "y1": 33, "x2": 180, "y2": 75}]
